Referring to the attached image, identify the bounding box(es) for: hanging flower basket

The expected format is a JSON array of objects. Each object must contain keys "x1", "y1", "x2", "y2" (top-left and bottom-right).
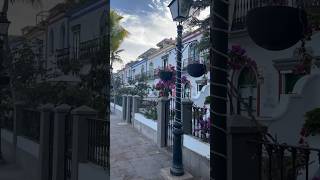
[
  {"x1": 187, "y1": 63, "x2": 206, "y2": 77},
  {"x1": 158, "y1": 64, "x2": 175, "y2": 81},
  {"x1": 247, "y1": 6, "x2": 308, "y2": 51},
  {"x1": 159, "y1": 70, "x2": 173, "y2": 81}
]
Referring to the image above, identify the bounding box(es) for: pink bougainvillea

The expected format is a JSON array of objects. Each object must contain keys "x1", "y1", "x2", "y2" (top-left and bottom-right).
[
  {"x1": 155, "y1": 74, "x2": 190, "y2": 97},
  {"x1": 228, "y1": 45, "x2": 258, "y2": 71}
]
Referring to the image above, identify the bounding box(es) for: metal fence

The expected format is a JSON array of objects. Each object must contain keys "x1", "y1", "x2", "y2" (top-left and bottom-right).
[
  {"x1": 114, "y1": 96, "x2": 123, "y2": 107},
  {"x1": 166, "y1": 97, "x2": 175, "y2": 150},
  {"x1": 251, "y1": 140, "x2": 320, "y2": 180},
  {"x1": 87, "y1": 118, "x2": 109, "y2": 169},
  {"x1": 21, "y1": 108, "x2": 41, "y2": 142},
  {"x1": 138, "y1": 97, "x2": 158, "y2": 120},
  {"x1": 64, "y1": 110, "x2": 73, "y2": 180},
  {"x1": 192, "y1": 105, "x2": 210, "y2": 143},
  {"x1": 1, "y1": 110, "x2": 13, "y2": 131}
]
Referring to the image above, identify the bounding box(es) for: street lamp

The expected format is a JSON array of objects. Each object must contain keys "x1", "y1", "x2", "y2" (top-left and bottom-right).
[
  {"x1": 168, "y1": 0, "x2": 192, "y2": 176},
  {"x1": 0, "y1": 12, "x2": 10, "y2": 164},
  {"x1": 0, "y1": 12, "x2": 10, "y2": 85}
]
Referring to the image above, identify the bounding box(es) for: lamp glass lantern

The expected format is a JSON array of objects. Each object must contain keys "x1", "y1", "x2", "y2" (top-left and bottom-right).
[
  {"x1": 168, "y1": 0, "x2": 193, "y2": 22},
  {"x1": 0, "y1": 13, "x2": 10, "y2": 37}
]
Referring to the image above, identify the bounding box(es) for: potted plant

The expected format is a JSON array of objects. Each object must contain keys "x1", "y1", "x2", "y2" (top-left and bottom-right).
[
  {"x1": 187, "y1": 59, "x2": 207, "y2": 77},
  {"x1": 158, "y1": 64, "x2": 175, "y2": 81},
  {"x1": 301, "y1": 108, "x2": 320, "y2": 137},
  {"x1": 155, "y1": 80, "x2": 174, "y2": 97},
  {"x1": 246, "y1": 0, "x2": 308, "y2": 50}
]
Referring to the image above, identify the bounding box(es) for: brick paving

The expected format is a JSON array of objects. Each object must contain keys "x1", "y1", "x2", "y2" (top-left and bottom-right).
[{"x1": 110, "y1": 112, "x2": 172, "y2": 180}]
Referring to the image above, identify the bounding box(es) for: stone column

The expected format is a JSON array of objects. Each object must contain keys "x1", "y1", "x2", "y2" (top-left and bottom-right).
[
  {"x1": 182, "y1": 99, "x2": 193, "y2": 135},
  {"x1": 71, "y1": 106, "x2": 97, "y2": 180},
  {"x1": 227, "y1": 115, "x2": 267, "y2": 180},
  {"x1": 122, "y1": 95, "x2": 127, "y2": 121},
  {"x1": 39, "y1": 103, "x2": 54, "y2": 180},
  {"x1": 126, "y1": 95, "x2": 133, "y2": 124},
  {"x1": 13, "y1": 101, "x2": 25, "y2": 162},
  {"x1": 52, "y1": 104, "x2": 71, "y2": 180},
  {"x1": 157, "y1": 97, "x2": 169, "y2": 147},
  {"x1": 132, "y1": 95, "x2": 140, "y2": 126}
]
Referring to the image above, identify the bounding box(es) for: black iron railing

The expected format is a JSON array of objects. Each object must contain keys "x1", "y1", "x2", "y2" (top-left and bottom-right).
[
  {"x1": 138, "y1": 98, "x2": 158, "y2": 120},
  {"x1": 79, "y1": 37, "x2": 107, "y2": 61},
  {"x1": 87, "y1": 118, "x2": 109, "y2": 169},
  {"x1": 64, "y1": 110, "x2": 73, "y2": 180},
  {"x1": 192, "y1": 105, "x2": 210, "y2": 143},
  {"x1": 251, "y1": 140, "x2": 320, "y2": 180},
  {"x1": 21, "y1": 108, "x2": 41, "y2": 142},
  {"x1": 166, "y1": 97, "x2": 175, "y2": 149},
  {"x1": 114, "y1": 96, "x2": 123, "y2": 107},
  {"x1": 231, "y1": 0, "x2": 320, "y2": 31},
  {"x1": 1, "y1": 111, "x2": 13, "y2": 131},
  {"x1": 48, "y1": 111, "x2": 54, "y2": 180}
]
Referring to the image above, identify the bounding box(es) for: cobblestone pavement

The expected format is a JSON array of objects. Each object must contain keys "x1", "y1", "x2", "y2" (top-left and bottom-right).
[
  {"x1": 110, "y1": 112, "x2": 172, "y2": 180},
  {"x1": 0, "y1": 162, "x2": 31, "y2": 180}
]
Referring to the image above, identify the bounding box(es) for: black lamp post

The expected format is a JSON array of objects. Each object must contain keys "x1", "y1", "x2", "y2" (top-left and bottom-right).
[
  {"x1": 168, "y1": 0, "x2": 192, "y2": 176},
  {"x1": 0, "y1": 12, "x2": 10, "y2": 163}
]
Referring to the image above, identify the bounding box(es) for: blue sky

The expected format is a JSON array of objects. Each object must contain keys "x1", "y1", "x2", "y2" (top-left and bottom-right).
[{"x1": 111, "y1": 0, "x2": 177, "y2": 70}]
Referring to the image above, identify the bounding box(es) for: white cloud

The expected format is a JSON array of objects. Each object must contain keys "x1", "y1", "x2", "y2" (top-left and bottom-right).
[
  {"x1": 148, "y1": 4, "x2": 154, "y2": 9},
  {"x1": 113, "y1": 3, "x2": 176, "y2": 71},
  {"x1": 112, "y1": 0, "x2": 208, "y2": 71}
]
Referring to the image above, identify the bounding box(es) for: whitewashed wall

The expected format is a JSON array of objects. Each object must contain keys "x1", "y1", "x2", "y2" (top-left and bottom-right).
[{"x1": 68, "y1": 0, "x2": 107, "y2": 43}]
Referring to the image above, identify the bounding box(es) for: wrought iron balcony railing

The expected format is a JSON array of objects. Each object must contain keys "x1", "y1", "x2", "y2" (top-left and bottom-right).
[
  {"x1": 79, "y1": 36, "x2": 107, "y2": 61},
  {"x1": 56, "y1": 48, "x2": 70, "y2": 66}
]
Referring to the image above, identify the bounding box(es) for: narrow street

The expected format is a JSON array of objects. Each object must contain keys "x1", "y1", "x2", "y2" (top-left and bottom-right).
[{"x1": 110, "y1": 112, "x2": 171, "y2": 180}]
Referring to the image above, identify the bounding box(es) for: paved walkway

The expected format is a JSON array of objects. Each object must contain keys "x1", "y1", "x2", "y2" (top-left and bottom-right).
[
  {"x1": 110, "y1": 112, "x2": 172, "y2": 180},
  {"x1": 0, "y1": 162, "x2": 31, "y2": 180}
]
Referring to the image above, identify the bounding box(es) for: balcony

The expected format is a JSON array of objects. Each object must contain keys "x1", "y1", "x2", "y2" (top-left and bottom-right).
[
  {"x1": 230, "y1": 0, "x2": 320, "y2": 31},
  {"x1": 79, "y1": 37, "x2": 106, "y2": 62},
  {"x1": 55, "y1": 48, "x2": 82, "y2": 74},
  {"x1": 56, "y1": 48, "x2": 70, "y2": 66}
]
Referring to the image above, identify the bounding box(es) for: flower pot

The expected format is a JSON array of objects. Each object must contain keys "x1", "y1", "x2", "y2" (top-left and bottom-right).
[
  {"x1": 247, "y1": 6, "x2": 308, "y2": 51},
  {"x1": 159, "y1": 70, "x2": 173, "y2": 81},
  {"x1": 187, "y1": 63, "x2": 206, "y2": 77}
]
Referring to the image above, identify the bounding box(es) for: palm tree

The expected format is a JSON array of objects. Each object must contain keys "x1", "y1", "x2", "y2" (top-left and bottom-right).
[
  {"x1": 111, "y1": 49, "x2": 124, "y2": 67},
  {"x1": 110, "y1": 10, "x2": 129, "y2": 69}
]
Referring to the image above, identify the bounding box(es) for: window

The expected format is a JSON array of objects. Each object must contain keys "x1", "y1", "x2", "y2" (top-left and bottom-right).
[
  {"x1": 237, "y1": 67, "x2": 257, "y2": 116},
  {"x1": 183, "y1": 84, "x2": 191, "y2": 98},
  {"x1": 188, "y1": 41, "x2": 199, "y2": 61},
  {"x1": 198, "y1": 84, "x2": 204, "y2": 92},
  {"x1": 141, "y1": 65, "x2": 145, "y2": 75},
  {"x1": 284, "y1": 73, "x2": 303, "y2": 94},
  {"x1": 162, "y1": 54, "x2": 169, "y2": 67},
  {"x1": 60, "y1": 24, "x2": 65, "y2": 49},
  {"x1": 72, "y1": 25, "x2": 81, "y2": 60},
  {"x1": 149, "y1": 62, "x2": 154, "y2": 77},
  {"x1": 49, "y1": 30, "x2": 54, "y2": 55}
]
